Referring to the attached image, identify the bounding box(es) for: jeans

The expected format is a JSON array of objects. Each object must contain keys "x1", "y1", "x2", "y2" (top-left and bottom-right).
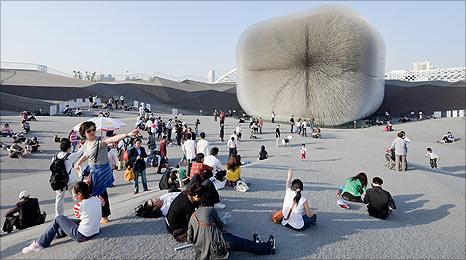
[
  {"x1": 285, "y1": 214, "x2": 317, "y2": 231},
  {"x1": 71, "y1": 142, "x2": 79, "y2": 152},
  {"x1": 223, "y1": 232, "x2": 271, "y2": 255},
  {"x1": 134, "y1": 170, "x2": 148, "y2": 192},
  {"x1": 167, "y1": 129, "x2": 172, "y2": 142},
  {"x1": 37, "y1": 216, "x2": 93, "y2": 248},
  {"x1": 302, "y1": 128, "x2": 307, "y2": 137},
  {"x1": 229, "y1": 148, "x2": 237, "y2": 157}
]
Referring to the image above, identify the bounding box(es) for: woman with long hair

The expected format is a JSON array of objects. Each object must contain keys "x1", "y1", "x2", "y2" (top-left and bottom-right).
[
  {"x1": 74, "y1": 121, "x2": 139, "y2": 224},
  {"x1": 339, "y1": 172, "x2": 368, "y2": 202},
  {"x1": 225, "y1": 155, "x2": 241, "y2": 187},
  {"x1": 280, "y1": 169, "x2": 316, "y2": 231}
]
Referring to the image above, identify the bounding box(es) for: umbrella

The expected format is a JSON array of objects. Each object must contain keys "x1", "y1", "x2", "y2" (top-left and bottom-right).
[{"x1": 73, "y1": 117, "x2": 126, "y2": 132}]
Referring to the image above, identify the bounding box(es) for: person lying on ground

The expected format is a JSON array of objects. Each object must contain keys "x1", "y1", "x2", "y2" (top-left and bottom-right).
[
  {"x1": 166, "y1": 183, "x2": 205, "y2": 242},
  {"x1": 338, "y1": 172, "x2": 368, "y2": 203},
  {"x1": 3, "y1": 191, "x2": 46, "y2": 233},
  {"x1": 139, "y1": 191, "x2": 182, "y2": 218},
  {"x1": 280, "y1": 169, "x2": 316, "y2": 231},
  {"x1": 441, "y1": 132, "x2": 455, "y2": 143},
  {"x1": 363, "y1": 177, "x2": 396, "y2": 220},
  {"x1": 188, "y1": 200, "x2": 276, "y2": 259},
  {"x1": 258, "y1": 145, "x2": 268, "y2": 161},
  {"x1": 22, "y1": 182, "x2": 101, "y2": 254}
]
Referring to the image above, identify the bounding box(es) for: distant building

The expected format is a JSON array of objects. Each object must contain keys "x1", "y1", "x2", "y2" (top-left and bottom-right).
[
  {"x1": 385, "y1": 61, "x2": 465, "y2": 82},
  {"x1": 208, "y1": 70, "x2": 216, "y2": 83},
  {"x1": 98, "y1": 74, "x2": 115, "y2": 81}
]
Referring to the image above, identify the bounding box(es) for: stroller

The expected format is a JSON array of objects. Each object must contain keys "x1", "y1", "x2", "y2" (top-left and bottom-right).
[{"x1": 384, "y1": 149, "x2": 395, "y2": 170}]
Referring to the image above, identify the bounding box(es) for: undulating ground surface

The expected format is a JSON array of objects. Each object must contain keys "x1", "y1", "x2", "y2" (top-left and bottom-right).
[{"x1": 0, "y1": 110, "x2": 464, "y2": 259}]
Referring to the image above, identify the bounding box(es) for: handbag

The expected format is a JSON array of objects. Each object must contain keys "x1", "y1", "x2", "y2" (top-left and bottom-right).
[
  {"x1": 234, "y1": 180, "x2": 249, "y2": 192},
  {"x1": 272, "y1": 202, "x2": 296, "y2": 224},
  {"x1": 85, "y1": 138, "x2": 115, "y2": 196},
  {"x1": 124, "y1": 168, "x2": 136, "y2": 182}
]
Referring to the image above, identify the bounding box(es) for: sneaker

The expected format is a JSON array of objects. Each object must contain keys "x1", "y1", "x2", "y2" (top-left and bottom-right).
[
  {"x1": 214, "y1": 203, "x2": 226, "y2": 209},
  {"x1": 268, "y1": 235, "x2": 276, "y2": 255},
  {"x1": 100, "y1": 217, "x2": 109, "y2": 224},
  {"x1": 252, "y1": 233, "x2": 263, "y2": 243},
  {"x1": 22, "y1": 241, "x2": 42, "y2": 254}
]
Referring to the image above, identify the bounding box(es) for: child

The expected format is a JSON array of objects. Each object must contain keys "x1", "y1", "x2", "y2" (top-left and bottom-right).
[
  {"x1": 425, "y1": 148, "x2": 439, "y2": 169},
  {"x1": 300, "y1": 144, "x2": 307, "y2": 161}
]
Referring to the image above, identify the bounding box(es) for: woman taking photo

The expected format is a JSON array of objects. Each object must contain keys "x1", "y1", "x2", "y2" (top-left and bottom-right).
[{"x1": 74, "y1": 121, "x2": 139, "y2": 224}]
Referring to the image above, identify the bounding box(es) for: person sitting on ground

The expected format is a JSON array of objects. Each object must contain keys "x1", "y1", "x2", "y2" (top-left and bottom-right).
[
  {"x1": 338, "y1": 172, "x2": 368, "y2": 203},
  {"x1": 187, "y1": 168, "x2": 224, "y2": 209},
  {"x1": 188, "y1": 199, "x2": 276, "y2": 259},
  {"x1": 363, "y1": 177, "x2": 396, "y2": 220},
  {"x1": 190, "y1": 153, "x2": 206, "y2": 179},
  {"x1": 159, "y1": 169, "x2": 181, "y2": 192},
  {"x1": 280, "y1": 169, "x2": 317, "y2": 231},
  {"x1": 225, "y1": 156, "x2": 241, "y2": 187},
  {"x1": 3, "y1": 191, "x2": 46, "y2": 233},
  {"x1": 22, "y1": 182, "x2": 101, "y2": 254},
  {"x1": 62, "y1": 105, "x2": 72, "y2": 116},
  {"x1": 25, "y1": 136, "x2": 41, "y2": 153},
  {"x1": 1, "y1": 123, "x2": 14, "y2": 137},
  {"x1": 442, "y1": 132, "x2": 455, "y2": 143},
  {"x1": 203, "y1": 147, "x2": 226, "y2": 180},
  {"x1": 311, "y1": 127, "x2": 321, "y2": 138},
  {"x1": 22, "y1": 120, "x2": 30, "y2": 134},
  {"x1": 8, "y1": 143, "x2": 29, "y2": 158},
  {"x1": 166, "y1": 183, "x2": 205, "y2": 242},
  {"x1": 258, "y1": 145, "x2": 268, "y2": 161},
  {"x1": 74, "y1": 107, "x2": 82, "y2": 117}
]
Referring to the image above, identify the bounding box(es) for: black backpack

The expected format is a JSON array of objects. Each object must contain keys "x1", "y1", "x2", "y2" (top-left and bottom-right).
[{"x1": 49, "y1": 153, "x2": 70, "y2": 191}]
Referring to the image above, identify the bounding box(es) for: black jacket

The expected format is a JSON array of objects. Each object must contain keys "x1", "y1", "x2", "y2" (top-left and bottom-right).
[
  {"x1": 363, "y1": 186, "x2": 396, "y2": 219},
  {"x1": 5, "y1": 198, "x2": 43, "y2": 229},
  {"x1": 129, "y1": 147, "x2": 148, "y2": 172}
]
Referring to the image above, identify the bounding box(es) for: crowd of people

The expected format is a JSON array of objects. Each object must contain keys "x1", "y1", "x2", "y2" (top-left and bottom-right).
[{"x1": 0, "y1": 105, "x2": 459, "y2": 259}]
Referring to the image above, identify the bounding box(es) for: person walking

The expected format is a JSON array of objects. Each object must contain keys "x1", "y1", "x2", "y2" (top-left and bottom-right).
[
  {"x1": 275, "y1": 125, "x2": 281, "y2": 146},
  {"x1": 258, "y1": 117, "x2": 264, "y2": 134},
  {"x1": 289, "y1": 115, "x2": 295, "y2": 133},
  {"x1": 227, "y1": 136, "x2": 237, "y2": 157},
  {"x1": 272, "y1": 111, "x2": 276, "y2": 124},
  {"x1": 74, "y1": 121, "x2": 139, "y2": 224},
  {"x1": 219, "y1": 122, "x2": 225, "y2": 142},
  {"x1": 196, "y1": 132, "x2": 209, "y2": 156},
  {"x1": 390, "y1": 132, "x2": 408, "y2": 171},
  {"x1": 182, "y1": 133, "x2": 197, "y2": 177},
  {"x1": 128, "y1": 138, "x2": 149, "y2": 194}
]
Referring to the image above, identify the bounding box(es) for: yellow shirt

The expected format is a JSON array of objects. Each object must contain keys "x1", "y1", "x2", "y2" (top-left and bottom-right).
[{"x1": 226, "y1": 167, "x2": 241, "y2": 181}]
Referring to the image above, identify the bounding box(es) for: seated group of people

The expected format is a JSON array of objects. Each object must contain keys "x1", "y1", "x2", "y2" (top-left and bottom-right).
[
  {"x1": 0, "y1": 136, "x2": 41, "y2": 158},
  {"x1": 337, "y1": 172, "x2": 396, "y2": 220}
]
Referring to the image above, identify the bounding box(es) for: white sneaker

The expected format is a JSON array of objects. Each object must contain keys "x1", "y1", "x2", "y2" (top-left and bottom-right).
[
  {"x1": 22, "y1": 241, "x2": 42, "y2": 254},
  {"x1": 214, "y1": 203, "x2": 226, "y2": 209}
]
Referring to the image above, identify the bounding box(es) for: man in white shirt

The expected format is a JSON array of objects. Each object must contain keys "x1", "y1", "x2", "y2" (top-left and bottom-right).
[
  {"x1": 235, "y1": 124, "x2": 242, "y2": 141},
  {"x1": 52, "y1": 138, "x2": 84, "y2": 216},
  {"x1": 196, "y1": 132, "x2": 209, "y2": 156},
  {"x1": 182, "y1": 132, "x2": 197, "y2": 176},
  {"x1": 203, "y1": 147, "x2": 225, "y2": 173}
]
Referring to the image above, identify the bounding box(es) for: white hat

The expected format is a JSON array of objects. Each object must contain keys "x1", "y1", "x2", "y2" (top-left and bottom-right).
[{"x1": 19, "y1": 190, "x2": 30, "y2": 199}]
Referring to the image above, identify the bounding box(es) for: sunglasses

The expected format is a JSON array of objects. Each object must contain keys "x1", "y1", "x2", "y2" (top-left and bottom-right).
[{"x1": 86, "y1": 128, "x2": 96, "y2": 133}]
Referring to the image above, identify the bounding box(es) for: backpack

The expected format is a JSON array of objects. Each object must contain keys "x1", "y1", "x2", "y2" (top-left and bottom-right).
[{"x1": 49, "y1": 153, "x2": 70, "y2": 191}]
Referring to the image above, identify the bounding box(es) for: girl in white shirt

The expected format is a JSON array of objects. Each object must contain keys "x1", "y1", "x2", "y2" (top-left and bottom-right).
[
  {"x1": 281, "y1": 169, "x2": 316, "y2": 231},
  {"x1": 22, "y1": 182, "x2": 101, "y2": 254}
]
